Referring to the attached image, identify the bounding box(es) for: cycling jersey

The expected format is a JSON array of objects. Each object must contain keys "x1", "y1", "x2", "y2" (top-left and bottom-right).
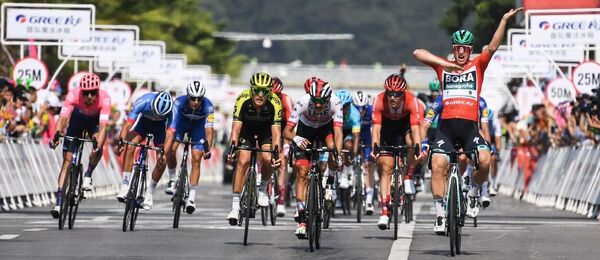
[
  {"x1": 287, "y1": 94, "x2": 343, "y2": 129},
  {"x1": 355, "y1": 104, "x2": 374, "y2": 160},
  {"x1": 169, "y1": 95, "x2": 215, "y2": 150},
  {"x1": 279, "y1": 93, "x2": 293, "y2": 127},
  {"x1": 233, "y1": 89, "x2": 282, "y2": 147},
  {"x1": 127, "y1": 92, "x2": 173, "y2": 125},
  {"x1": 372, "y1": 91, "x2": 421, "y2": 126},
  {"x1": 127, "y1": 92, "x2": 173, "y2": 146},
  {"x1": 60, "y1": 87, "x2": 111, "y2": 123},
  {"x1": 344, "y1": 105, "x2": 361, "y2": 133},
  {"x1": 425, "y1": 95, "x2": 489, "y2": 126},
  {"x1": 430, "y1": 52, "x2": 492, "y2": 122}
]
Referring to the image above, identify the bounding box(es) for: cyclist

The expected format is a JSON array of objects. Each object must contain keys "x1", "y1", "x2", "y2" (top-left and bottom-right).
[
  {"x1": 271, "y1": 77, "x2": 293, "y2": 217},
  {"x1": 352, "y1": 90, "x2": 376, "y2": 215},
  {"x1": 49, "y1": 73, "x2": 111, "y2": 218},
  {"x1": 283, "y1": 78, "x2": 343, "y2": 239},
  {"x1": 226, "y1": 72, "x2": 282, "y2": 225},
  {"x1": 115, "y1": 91, "x2": 174, "y2": 211},
  {"x1": 162, "y1": 81, "x2": 214, "y2": 214},
  {"x1": 428, "y1": 78, "x2": 441, "y2": 107},
  {"x1": 334, "y1": 89, "x2": 361, "y2": 190},
  {"x1": 371, "y1": 73, "x2": 426, "y2": 229},
  {"x1": 413, "y1": 7, "x2": 522, "y2": 233},
  {"x1": 485, "y1": 106, "x2": 502, "y2": 197}
]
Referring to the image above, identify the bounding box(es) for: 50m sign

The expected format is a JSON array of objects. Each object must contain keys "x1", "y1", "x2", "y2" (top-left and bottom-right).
[{"x1": 11, "y1": 58, "x2": 49, "y2": 89}]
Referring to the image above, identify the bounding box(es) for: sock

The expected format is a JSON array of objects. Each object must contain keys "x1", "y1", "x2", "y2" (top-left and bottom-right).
[
  {"x1": 147, "y1": 179, "x2": 158, "y2": 194},
  {"x1": 366, "y1": 187, "x2": 374, "y2": 204},
  {"x1": 405, "y1": 165, "x2": 415, "y2": 180},
  {"x1": 189, "y1": 185, "x2": 197, "y2": 201},
  {"x1": 122, "y1": 171, "x2": 131, "y2": 185},
  {"x1": 380, "y1": 195, "x2": 390, "y2": 215},
  {"x1": 277, "y1": 186, "x2": 286, "y2": 205},
  {"x1": 434, "y1": 198, "x2": 445, "y2": 217},
  {"x1": 84, "y1": 166, "x2": 93, "y2": 178},
  {"x1": 232, "y1": 193, "x2": 240, "y2": 210},
  {"x1": 259, "y1": 180, "x2": 268, "y2": 192},
  {"x1": 296, "y1": 201, "x2": 305, "y2": 211},
  {"x1": 468, "y1": 183, "x2": 481, "y2": 197},
  {"x1": 56, "y1": 188, "x2": 63, "y2": 205},
  {"x1": 168, "y1": 168, "x2": 176, "y2": 180},
  {"x1": 481, "y1": 181, "x2": 489, "y2": 195}
]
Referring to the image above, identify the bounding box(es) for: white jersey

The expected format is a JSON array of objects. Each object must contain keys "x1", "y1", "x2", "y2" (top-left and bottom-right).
[{"x1": 287, "y1": 94, "x2": 344, "y2": 128}]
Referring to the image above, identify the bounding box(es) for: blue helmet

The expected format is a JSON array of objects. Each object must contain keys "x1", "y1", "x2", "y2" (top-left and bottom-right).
[
  {"x1": 335, "y1": 89, "x2": 352, "y2": 106},
  {"x1": 152, "y1": 91, "x2": 173, "y2": 116}
]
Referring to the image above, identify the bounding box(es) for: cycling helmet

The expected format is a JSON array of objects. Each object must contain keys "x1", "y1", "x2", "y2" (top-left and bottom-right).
[
  {"x1": 335, "y1": 89, "x2": 352, "y2": 106},
  {"x1": 429, "y1": 79, "x2": 441, "y2": 92},
  {"x1": 79, "y1": 73, "x2": 100, "y2": 90},
  {"x1": 384, "y1": 73, "x2": 407, "y2": 92},
  {"x1": 304, "y1": 76, "x2": 323, "y2": 93},
  {"x1": 451, "y1": 30, "x2": 475, "y2": 46},
  {"x1": 308, "y1": 80, "x2": 332, "y2": 100},
  {"x1": 152, "y1": 91, "x2": 173, "y2": 116},
  {"x1": 271, "y1": 77, "x2": 284, "y2": 94},
  {"x1": 186, "y1": 80, "x2": 206, "y2": 98},
  {"x1": 352, "y1": 91, "x2": 369, "y2": 107},
  {"x1": 250, "y1": 72, "x2": 272, "y2": 88}
]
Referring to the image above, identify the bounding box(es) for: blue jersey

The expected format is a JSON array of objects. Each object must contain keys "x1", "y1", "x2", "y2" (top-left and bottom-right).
[
  {"x1": 127, "y1": 92, "x2": 173, "y2": 125},
  {"x1": 425, "y1": 95, "x2": 488, "y2": 127},
  {"x1": 169, "y1": 95, "x2": 215, "y2": 130},
  {"x1": 343, "y1": 104, "x2": 361, "y2": 132},
  {"x1": 354, "y1": 104, "x2": 373, "y2": 129}
]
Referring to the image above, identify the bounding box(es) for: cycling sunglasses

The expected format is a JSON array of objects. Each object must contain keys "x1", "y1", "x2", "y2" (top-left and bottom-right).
[
  {"x1": 82, "y1": 90, "x2": 98, "y2": 97},
  {"x1": 251, "y1": 86, "x2": 271, "y2": 96},
  {"x1": 386, "y1": 91, "x2": 404, "y2": 98},
  {"x1": 452, "y1": 45, "x2": 472, "y2": 54},
  {"x1": 311, "y1": 97, "x2": 329, "y2": 104},
  {"x1": 188, "y1": 96, "x2": 203, "y2": 102}
]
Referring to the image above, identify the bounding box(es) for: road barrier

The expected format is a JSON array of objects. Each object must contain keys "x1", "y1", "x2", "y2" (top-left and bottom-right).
[
  {"x1": 0, "y1": 139, "x2": 224, "y2": 212},
  {"x1": 496, "y1": 146, "x2": 600, "y2": 221}
]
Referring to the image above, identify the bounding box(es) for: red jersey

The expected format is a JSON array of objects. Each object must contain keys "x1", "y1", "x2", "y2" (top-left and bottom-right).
[
  {"x1": 430, "y1": 52, "x2": 492, "y2": 122},
  {"x1": 279, "y1": 93, "x2": 293, "y2": 123},
  {"x1": 372, "y1": 91, "x2": 421, "y2": 126}
]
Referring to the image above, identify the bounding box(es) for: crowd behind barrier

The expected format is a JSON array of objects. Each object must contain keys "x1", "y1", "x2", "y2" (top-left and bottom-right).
[{"x1": 496, "y1": 146, "x2": 600, "y2": 221}]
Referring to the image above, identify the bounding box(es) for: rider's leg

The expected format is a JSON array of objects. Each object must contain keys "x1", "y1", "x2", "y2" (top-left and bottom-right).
[
  {"x1": 404, "y1": 132, "x2": 417, "y2": 194},
  {"x1": 294, "y1": 160, "x2": 309, "y2": 214},
  {"x1": 56, "y1": 151, "x2": 73, "y2": 205},
  {"x1": 469, "y1": 149, "x2": 491, "y2": 194},
  {"x1": 277, "y1": 142, "x2": 290, "y2": 206},
  {"x1": 431, "y1": 154, "x2": 449, "y2": 233},
  {"x1": 121, "y1": 133, "x2": 143, "y2": 185},
  {"x1": 376, "y1": 155, "x2": 394, "y2": 227},
  {"x1": 85, "y1": 132, "x2": 103, "y2": 179},
  {"x1": 340, "y1": 138, "x2": 353, "y2": 189},
  {"x1": 188, "y1": 149, "x2": 205, "y2": 201}
]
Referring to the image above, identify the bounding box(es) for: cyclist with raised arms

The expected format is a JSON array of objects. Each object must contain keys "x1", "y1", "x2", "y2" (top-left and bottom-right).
[
  {"x1": 371, "y1": 74, "x2": 426, "y2": 229},
  {"x1": 115, "y1": 91, "x2": 174, "y2": 211},
  {"x1": 49, "y1": 73, "x2": 111, "y2": 218},
  {"x1": 271, "y1": 77, "x2": 293, "y2": 217},
  {"x1": 226, "y1": 72, "x2": 282, "y2": 225},
  {"x1": 283, "y1": 78, "x2": 343, "y2": 239},
  {"x1": 161, "y1": 81, "x2": 214, "y2": 214},
  {"x1": 352, "y1": 90, "x2": 376, "y2": 215},
  {"x1": 334, "y1": 89, "x2": 361, "y2": 190},
  {"x1": 413, "y1": 7, "x2": 522, "y2": 233}
]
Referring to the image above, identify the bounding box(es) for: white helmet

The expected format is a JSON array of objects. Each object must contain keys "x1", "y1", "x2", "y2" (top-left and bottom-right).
[
  {"x1": 352, "y1": 91, "x2": 369, "y2": 107},
  {"x1": 186, "y1": 80, "x2": 206, "y2": 98}
]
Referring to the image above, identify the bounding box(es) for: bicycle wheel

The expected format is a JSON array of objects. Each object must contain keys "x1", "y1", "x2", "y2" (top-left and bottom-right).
[
  {"x1": 315, "y1": 181, "x2": 323, "y2": 250},
  {"x1": 122, "y1": 167, "x2": 140, "y2": 232},
  {"x1": 58, "y1": 164, "x2": 73, "y2": 230},
  {"x1": 392, "y1": 171, "x2": 400, "y2": 240},
  {"x1": 173, "y1": 169, "x2": 186, "y2": 228},
  {"x1": 323, "y1": 201, "x2": 332, "y2": 229},
  {"x1": 307, "y1": 175, "x2": 317, "y2": 252},
  {"x1": 68, "y1": 164, "x2": 83, "y2": 229},
  {"x1": 355, "y1": 172, "x2": 363, "y2": 223},
  {"x1": 448, "y1": 177, "x2": 458, "y2": 256},
  {"x1": 243, "y1": 176, "x2": 254, "y2": 246},
  {"x1": 404, "y1": 194, "x2": 412, "y2": 224},
  {"x1": 130, "y1": 169, "x2": 144, "y2": 231},
  {"x1": 268, "y1": 181, "x2": 277, "y2": 225},
  {"x1": 261, "y1": 206, "x2": 267, "y2": 226}
]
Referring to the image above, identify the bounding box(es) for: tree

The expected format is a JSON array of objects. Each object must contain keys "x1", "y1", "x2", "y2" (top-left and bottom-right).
[{"x1": 439, "y1": 0, "x2": 516, "y2": 51}]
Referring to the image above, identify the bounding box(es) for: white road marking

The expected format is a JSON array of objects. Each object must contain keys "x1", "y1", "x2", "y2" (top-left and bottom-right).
[
  {"x1": 0, "y1": 234, "x2": 20, "y2": 240},
  {"x1": 387, "y1": 202, "x2": 423, "y2": 260},
  {"x1": 22, "y1": 228, "x2": 47, "y2": 232}
]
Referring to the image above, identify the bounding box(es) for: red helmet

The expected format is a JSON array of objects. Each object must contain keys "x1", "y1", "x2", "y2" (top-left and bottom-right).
[
  {"x1": 384, "y1": 73, "x2": 407, "y2": 92},
  {"x1": 308, "y1": 80, "x2": 332, "y2": 100},
  {"x1": 304, "y1": 76, "x2": 323, "y2": 93},
  {"x1": 272, "y1": 77, "x2": 284, "y2": 94},
  {"x1": 80, "y1": 73, "x2": 100, "y2": 90}
]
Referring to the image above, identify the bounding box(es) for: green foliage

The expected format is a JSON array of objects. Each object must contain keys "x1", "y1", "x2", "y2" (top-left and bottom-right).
[{"x1": 439, "y1": 0, "x2": 516, "y2": 51}]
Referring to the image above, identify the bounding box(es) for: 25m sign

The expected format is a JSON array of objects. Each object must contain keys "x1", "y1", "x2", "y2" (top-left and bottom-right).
[{"x1": 11, "y1": 57, "x2": 49, "y2": 89}]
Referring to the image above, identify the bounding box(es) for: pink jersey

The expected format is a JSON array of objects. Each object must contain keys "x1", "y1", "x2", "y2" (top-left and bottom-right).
[{"x1": 60, "y1": 88, "x2": 111, "y2": 123}]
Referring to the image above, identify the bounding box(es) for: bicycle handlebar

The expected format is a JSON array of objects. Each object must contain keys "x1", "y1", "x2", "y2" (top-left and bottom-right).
[
  {"x1": 118, "y1": 139, "x2": 164, "y2": 155},
  {"x1": 429, "y1": 149, "x2": 480, "y2": 169},
  {"x1": 373, "y1": 143, "x2": 419, "y2": 156},
  {"x1": 59, "y1": 134, "x2": 98, "y2": 150}
]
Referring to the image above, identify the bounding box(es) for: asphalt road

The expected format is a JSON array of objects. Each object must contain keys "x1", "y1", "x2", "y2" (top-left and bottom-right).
[{"x1": 1, "y1": 183, "x2": 599, "y2": 260}]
